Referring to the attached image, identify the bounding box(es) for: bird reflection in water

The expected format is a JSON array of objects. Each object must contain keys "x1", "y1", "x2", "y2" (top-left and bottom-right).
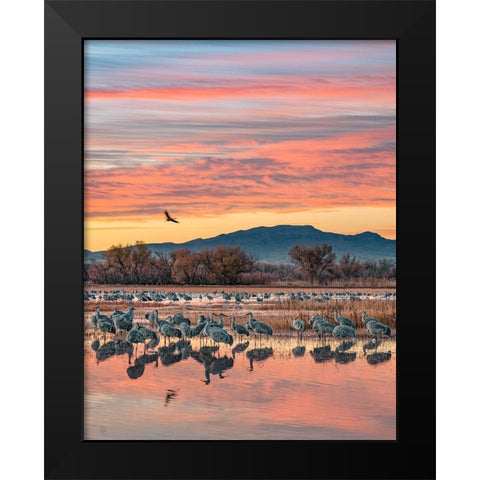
[
  {"x1": 362, "y1": 338, "x2": 382, "y2": 354},
  {"x1": 203, "y1": 356, "x2": 234, "y2": 384},
  {"x1": 232, "y1": 341, "x2": 249, "y2": 359},
  {"x1": 175, "y1": 339, "x2": 193, "y2": 359},
  {"x1": 335, "y1": 341, "x2": 355, "y2": 353},
  {"x1": 246, "y1": 347, "x2": 273, "y2": 371},
  {"x1": 126, "y1": 362, "x2": 145, "y2": 379},
  {"x1": 191, "y1": 346, "x2": 234, "y2": 384},
  {"x1": 334, "y1": 351, "x2": 357, "y2": 364},
  {"x1": 114, "y1": 339, "x2": 134, "y2": 364},
  {"x1": 164, "y1": 388, "x2": 179, "y2": 406},
  {"x1": 136, "y1": 352, "x2": 159, "y2": 367},
  {"x1": 292, "y1": 346, "x2": 306, "y2": 357},
  {"x1": 96, "y1": 341, "x2": 116, "y2": 364},
  {"x1": 158, "y1": 344, "x2": 182, "y2": 366},
  {"x1": 367, "y1": 351, "x2": 392, "y2": 365},
  {"x1": 310, "y1": 346, "x2": 335, "y2": 363}
]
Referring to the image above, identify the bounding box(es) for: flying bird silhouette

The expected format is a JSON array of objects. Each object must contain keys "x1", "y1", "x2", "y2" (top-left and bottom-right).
[{"x1": 164, "y1": 210, "x2": 179, "y2": 223}]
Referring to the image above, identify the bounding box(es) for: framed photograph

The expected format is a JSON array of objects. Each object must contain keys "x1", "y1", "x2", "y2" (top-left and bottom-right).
[{"x1": 45, "y1": 0, "x2": 435, "y2": 479}]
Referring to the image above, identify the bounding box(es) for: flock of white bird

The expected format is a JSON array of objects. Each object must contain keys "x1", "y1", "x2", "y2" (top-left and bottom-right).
[{"x1": 84, "y1": 288, "x2": 396, "y2": 304}]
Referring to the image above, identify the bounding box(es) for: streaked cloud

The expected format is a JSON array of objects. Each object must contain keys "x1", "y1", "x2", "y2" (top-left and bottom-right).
[{"x1": 84, "y1": 40, "x2": 396, "y2": 249}]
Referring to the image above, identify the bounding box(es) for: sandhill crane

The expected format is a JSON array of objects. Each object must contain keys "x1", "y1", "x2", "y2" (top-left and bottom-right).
[
  {"x1": 111, "y1": 303, "x2": 129, "y2": 321},
  {"x1": 112, "y1": 306, "x2": 125, "y2": 317},
  {"x1": 164, "y1": 210, "x2": 179, "y2": 223},
  {"x1": 160, "y1": 322, "x2": 182, "y2": 342},
  {"x1": 291, "y1": 318, "x2": 306, "y2": 341},
  {"x1": 203, "y1": 319, "x2": 233, "y2": 346},
  {"x1": 361, "y1": 311, "x2": 379, "y2": 324},
  {"x1": 218, "y1": 313, "x2": 227, "y2": 328},
  {"x1": 93, "y1": 306, "x2": 111, "y2": 329},
  {"x1": 111, "y1": 306, "x2": 134, "y2": 331},
  {"x1": 311, "y1": 318, "x2": 336, "y2": 340},
  {"x1": 332, "y1": 324, "x2": 356, "y2": 338},
  {"x1": 308, "y1": 315, "x2": 325, "y2": 326},
  {"x1": 333, "y1": 309, "x2": 356, "y2": 328},
  {"x1": 114, "y1": 305, "x2": 134, "y2": 322},
  {"x1": 246, "y1": 312, "x2": 257, "y2": 327},
  {"x1": 145, "y1": 310, "x2": 159, "y2": 328},
  {"x1": 97, "y1": 316, "x2": 116, "y2": 341},
  {"x1": 178, "y1": 322, "x2": 193, "y2": 338},
  {"x1": 170, "y1": 313, "x2": 190, "y2": 326},
  {"x1": 138, "y1": 325, "x2": 158, "y2": 342},
  {"x1": 366, "y1": 320, "x2": 392, "y2": 339},
  {"x1": 246, "y1": 312, "x2": 273, "y2": 340},
  {"x1": 113, "y1": 314, "x2": 133, "y2": 332},
  {"x1": 126, "y1": 322, "x2": 145, "y2": 353},
  {"x1": 231, "y1": 317, "x2": 249, "y2": 338},
  {"x1": 155, "y1": 315, "x2": 174, "y2": 332},
  {"x1": 190, "y1": 321, "x2": 207, "y2": 338},
  {"x1": 91, "y1": 306, "x2": 103, "y2": 329},
  {"x1": 207, "y1": 312, "x2": 224, "y2": 329}
]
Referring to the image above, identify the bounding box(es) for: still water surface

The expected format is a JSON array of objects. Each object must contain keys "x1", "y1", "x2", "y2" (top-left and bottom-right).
[{"x1": 84, "y1": 336, "x2": 395, "y2": 440}]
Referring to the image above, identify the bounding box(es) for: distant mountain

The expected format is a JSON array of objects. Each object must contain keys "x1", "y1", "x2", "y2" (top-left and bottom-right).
[{"x1": 84, "y1": 225, "x2": 396, "y2": 265}]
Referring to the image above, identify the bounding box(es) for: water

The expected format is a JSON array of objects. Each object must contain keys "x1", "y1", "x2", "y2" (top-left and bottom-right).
[{"x1": 84, "y1": 335, "x2": 396, "y2": 440}]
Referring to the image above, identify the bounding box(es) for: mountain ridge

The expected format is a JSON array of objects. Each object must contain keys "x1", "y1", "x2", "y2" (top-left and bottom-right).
[{"x1": 84, "y1": 224, "x2": 396, "y2": 265}]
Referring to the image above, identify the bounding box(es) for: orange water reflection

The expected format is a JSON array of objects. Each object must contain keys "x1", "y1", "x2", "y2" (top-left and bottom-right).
[{"x1": 84, "y1": 337, "x2": 395, "y2": 440}]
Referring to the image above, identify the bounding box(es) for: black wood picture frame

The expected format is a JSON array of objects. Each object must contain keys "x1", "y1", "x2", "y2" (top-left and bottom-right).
[{"x1": 45, "y1": 1, "x2": 435, "y2": 479}]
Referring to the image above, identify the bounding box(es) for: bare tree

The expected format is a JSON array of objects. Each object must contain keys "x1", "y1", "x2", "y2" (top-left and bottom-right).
[
  {"x1": 338, "y1": 253, "x2": 362, "y2": 280},
  {"x1": 288, "y1": 244, "x2": 336, "y2": 284}
]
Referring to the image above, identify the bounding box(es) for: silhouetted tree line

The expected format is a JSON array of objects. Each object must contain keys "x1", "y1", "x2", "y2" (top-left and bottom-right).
[{"x1": 84, "y1": 242, "x2": 396, "y2": 285}]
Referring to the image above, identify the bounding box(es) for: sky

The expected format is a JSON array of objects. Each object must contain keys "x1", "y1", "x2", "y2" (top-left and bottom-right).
[{"x1": 84, "y1": 40, "x2": 396, "y2": 252}]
